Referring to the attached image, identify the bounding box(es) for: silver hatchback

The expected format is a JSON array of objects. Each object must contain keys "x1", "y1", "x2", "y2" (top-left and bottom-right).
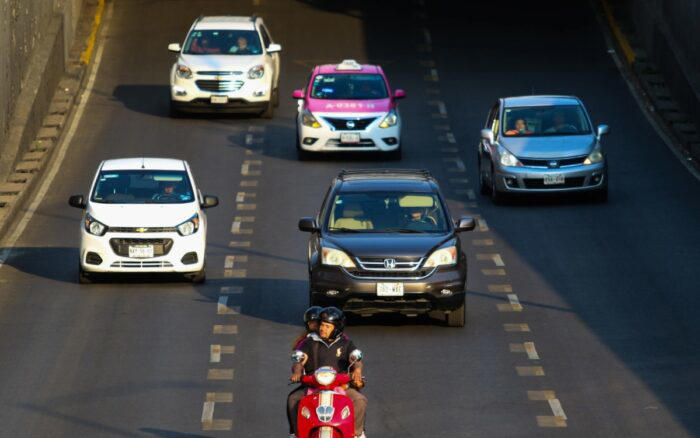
[{"x1": 477, "y1": 96, "x2": 609, "y2": 203}]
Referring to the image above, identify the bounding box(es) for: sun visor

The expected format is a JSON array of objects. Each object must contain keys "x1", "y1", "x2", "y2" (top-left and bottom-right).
[{"x1": 399, "y1": 195, "x2": 434, "y2": 208}]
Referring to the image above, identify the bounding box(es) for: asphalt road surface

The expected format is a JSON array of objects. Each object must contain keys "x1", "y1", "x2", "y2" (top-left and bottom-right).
[{"x1": 1, "y1": 0, "x2": 699, "y2": 437}]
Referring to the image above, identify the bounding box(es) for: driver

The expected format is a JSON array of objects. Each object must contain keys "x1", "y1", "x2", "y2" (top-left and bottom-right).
[
  {"x1": 153, "y1": 181, "x2": 178, "y2": 200},
  {"x1": 230, "y1": 35, "x2": 252, "y2": 54},
  {"x1": 403, "y1": 206, "x2": 435, "y2": 231},
  {"x1": 287, "y1": 307, "x2": 367, "y2": 438},
  {"x1": 545, "y1": 112, "x2": 576, "y2": 133}
]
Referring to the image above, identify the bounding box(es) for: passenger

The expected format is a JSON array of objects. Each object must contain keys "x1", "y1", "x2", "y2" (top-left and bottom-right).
[
  {"x1": 153, "y1": 181, "x2": 178, "y2": 201},
  {"x1": 292, "y1": 306, "x2": 322, "y2": 350},
  {"x1": 545, "y1": 112, "x2": 577, "y2": 133},
  {"x1": 505, "y1": 118, "x2": 532, "y2": 135},
  {"x1": 230, "y1": 36, "x2": 252, "y2": 54},
  {"x1": 200, "y1": 37, "x2": 221, "y2": 54}
]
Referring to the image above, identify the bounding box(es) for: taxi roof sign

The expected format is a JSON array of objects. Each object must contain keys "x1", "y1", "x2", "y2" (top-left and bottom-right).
[{"x1": 336, "y1": 59, "x2": 362, "y2": 71}]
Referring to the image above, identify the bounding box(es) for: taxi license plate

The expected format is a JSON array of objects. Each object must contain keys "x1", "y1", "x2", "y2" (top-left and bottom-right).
[
  {"x1": 543, "y1": 173, "x2": 565, "y2": 185},
  {"x1": 377, "y1": 282, "x2": 404, "y2": 297},
  {"x1": 129, "y1": 245, "x2": 154, "y2": 258},
  {"x1": 340, "y1": 133, "x2": 360, "y2": 144},
  {"x1": 210, "y1": 95, "x2": 228, "y2": 104}
]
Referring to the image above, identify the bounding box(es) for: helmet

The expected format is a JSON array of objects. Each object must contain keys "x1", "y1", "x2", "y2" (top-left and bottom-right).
[
  {"x1": 303, "y1": 306, "x2": 323, "y2": 324},
  {"x1": 320, "y1": 306, "x2": 346, "y2": 338}
]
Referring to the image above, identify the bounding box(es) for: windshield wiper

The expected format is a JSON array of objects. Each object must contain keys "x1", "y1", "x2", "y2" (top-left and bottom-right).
[
  {"x1": 377, "y1": 228, "x2": 431, "y2": 234},
  {"x1": 328, "y1": 227, "x2": 362, "y2": 233}
]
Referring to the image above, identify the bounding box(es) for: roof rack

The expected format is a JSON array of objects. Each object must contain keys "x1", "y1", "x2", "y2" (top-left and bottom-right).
[{"x1": 338, "y1": 169, "x2": 433, "y2": 180}]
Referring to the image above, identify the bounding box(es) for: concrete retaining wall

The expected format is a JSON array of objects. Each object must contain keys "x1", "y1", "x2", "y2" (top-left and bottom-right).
[
  {"x1": 625, "y1": 0, "x2": 700, "y2": 127},
  {"x1": 0, "y1": 0, "x2": 82, "y2": 161}
]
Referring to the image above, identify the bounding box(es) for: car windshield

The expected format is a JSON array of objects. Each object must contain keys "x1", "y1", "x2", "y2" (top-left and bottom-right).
[
  {"x1": 183, "y1": 29, "x2": 262, "y2": 55},
  {"x1": 91, "y1": 170, "x2": 195, "y2": 204},
  {"x1": 326, "y1": 192, "x2": 449, "y2": 233},
  {"x1": 310, "y1": 74, "x2": 388, "y2": 100},
  {"x1": 502, "y1": 104, "x2": 592, "y2": 137}
]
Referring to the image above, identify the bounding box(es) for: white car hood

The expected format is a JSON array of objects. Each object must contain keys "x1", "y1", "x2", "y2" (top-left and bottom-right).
[
  {"x1": 88, "y1": 203, "x2": 197, "y2": 228},
  {"x1": 179, "y1": 54, "x2": 264, "y2": 73}
]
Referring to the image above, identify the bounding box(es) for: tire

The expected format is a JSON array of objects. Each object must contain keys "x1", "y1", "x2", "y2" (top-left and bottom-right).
[
  {"x1": 188, "y1": 263, "x2": 206, "y2": 284},
  {"x1": 260, "y1": 99, "x2": 274, "y2": 119},
  {"x1": 272, "y1": 87, "x2": 280, "y2": 108},
  {"x1": 169, "y1": 100, "x2": 183, "y2": 118},
  {"x1": 490, "y1": 166, "x2": 506, "y2": 205},
  {"x1": 447, "y1": 302, "x2": 466, "y2": 327},
  {"x1": 78, "y1": 265, "x2": 92, "y2": 284}
]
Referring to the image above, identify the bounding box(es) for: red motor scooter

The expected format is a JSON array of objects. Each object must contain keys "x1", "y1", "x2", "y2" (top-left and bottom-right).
[{"x1": 293, "y1": 350, "x2": 363, "y2": 438}]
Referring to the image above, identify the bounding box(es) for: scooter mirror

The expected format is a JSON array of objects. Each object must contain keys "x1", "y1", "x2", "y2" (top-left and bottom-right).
[
  {"x1": 349, "y1": 349, "x2": 363, "y2": 363},
  {"x1": 291, "y1": 350, "x2": 305, "y2": 364}
]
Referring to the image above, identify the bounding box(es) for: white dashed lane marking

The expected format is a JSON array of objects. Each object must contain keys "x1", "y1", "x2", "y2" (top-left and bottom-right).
[
  {"x1": 504, "y1": 323, "x2": 531, "y2": 332},
  {"x1": 240, "y1": 180, "x2": 258, "y2": 187},
  {"x1": 476, "y1": 253, "x2": 505, "y2": 267},
  {"x1": 510, "y1": 342, "x2": 540, "y2": 360},
  {"x1": 220, "y1": 286, "x2": 243, "y2": 295},
  {"x1": 217, "y1": 296, "x2": 241, "y2": 315},
  {"x1": 497, "y1": 294, "x2": 523, "y2": 311},
  {"x1": 428, "y1": 100, "x2": 447, "y2": 117},
  {"x1": 473, "y1": 239, "x2": 494, "y2": 246},
  {"x1": 488, "y1": 283, "x2": 512, "y2": 292},
  {"x1": 516, "y1": 366, "x2": 545, "y2": 376},
  {"x1": 443, "y1": 157, "x2": 466, "y2": 172},
  {"x1": 207, "y1": 368, "x2": 234, "y2": 380},
  {"x1": 424, "y1": 68, "x2": 439, "y2": 82},
  {"x1": 481, "y1": 268, "x2": 506, "y2": 276},
  {"x1": 213, "y1": 325, "x2": 239, "y2": 334},
  {"x1": 229, "y1": 241, "x2": 251, "y2": 248}
]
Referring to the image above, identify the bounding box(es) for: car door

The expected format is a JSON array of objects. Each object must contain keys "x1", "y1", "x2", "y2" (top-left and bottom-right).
[
  {"x1": 481, "y1": 101, "x2": 500, "y2": 175},
  {"x1": 259, "y1": 24, "x2": 279, "y2": 88}
]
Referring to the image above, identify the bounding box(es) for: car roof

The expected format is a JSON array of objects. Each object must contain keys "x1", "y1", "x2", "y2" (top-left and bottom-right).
[
  {"x1": 100, "y1": 158, "x2": 187, "y2": 171},
  {"x1": 336, "y1": 169, "x2": 437, "y2": 192},
  {"x1": 503, "y1": 95, "x2": 582, "y2": 107},
  {"x1": 315, "y1": 63, "x2": 382, "y2": 75},
  {"x1": 194, "y1": 16, "x2": 257, "y2": 31}
]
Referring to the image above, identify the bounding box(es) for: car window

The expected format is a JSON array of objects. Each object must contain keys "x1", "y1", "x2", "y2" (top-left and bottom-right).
[
  {"x1": 491, "y1": 104, "x2": 500, "y2": 136},
  {"x1": 502, "y1": 104, "x2": 592, "y2": 136},
  {"x1": 183, "y1": 29, "x2": 263, "y2": 55},
  {"x1": 91, "y1": 170, "x2": 194, "y2": 204},
  {"x1": 259, "y1": 25, "x2": 272, "y2": 48},
  {"x1": 310, "y1": 74, "x2": 388, "y2": 100},
  {"x1": 326, "y1": 191, "x2": 448, "y2": 233}
]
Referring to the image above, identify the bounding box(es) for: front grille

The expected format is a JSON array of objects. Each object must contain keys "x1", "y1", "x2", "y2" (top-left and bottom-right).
[
  {"x1": 519, "y1": 156, "x2": 587, "y2": 168},
  {"x1": 323, "y1": 117, "x2": 377, "y2": 131},
  {"x1": 345, "y1": 269, "x2": 435, "y2": 279},
  {"x1": 108, "y1": 227, "x2": 176, "y2": 233},
  {"x1": 109, "y1": 238, "x2": 174, "y2": 257},
  {"x1": 196, "y1": 70, "x2": 243, "y2": 76},
  {"x1": 356, "y1": 256, "x2": 423, "y2": 271},
  {"x1": 325, "y1": 139, "x2": 376, "y2": 147},
  {"x1": 523, "y1": 177, "x2": 586, "y2": 189},
  {"x1": 344, "y1": 298, "x2": 432, "y2": 312},
  {"x1": 110, "y1": 261, "x2": 174, "y2": 268},
  {"x1": 195, "y1": 79, "x2": 244, "y2": 92}
]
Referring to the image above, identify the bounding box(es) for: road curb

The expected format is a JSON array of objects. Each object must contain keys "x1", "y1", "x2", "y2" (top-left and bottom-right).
[{"x1": 0, "y1": 0, "x2": 107, "y2": 242}]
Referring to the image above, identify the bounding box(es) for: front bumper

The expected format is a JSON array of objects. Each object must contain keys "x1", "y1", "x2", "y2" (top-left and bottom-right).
[
  {"x1": 170, "y1": 74, "x2": 271, "y2": 113},
  {"x1": 80, "y1": 230, "x2": 205, "y2": 274},
  {"x1": 494, "y1": 162, "x2": 607, "y2": 193},
  {"x1": 297, "y1": 116, "x2": 401, "y2": 153},
  {"x1": 309, "y1": 264, "x2": 466, "y2": 315}
]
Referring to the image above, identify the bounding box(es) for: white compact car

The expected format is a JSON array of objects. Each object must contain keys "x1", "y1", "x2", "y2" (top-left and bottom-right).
[
  {"x1": 168, "y1": 15, "x2": 281, "y2": 118},
  {"x1": 69, "y1": 158, "x2": 219, "y2": 284}
]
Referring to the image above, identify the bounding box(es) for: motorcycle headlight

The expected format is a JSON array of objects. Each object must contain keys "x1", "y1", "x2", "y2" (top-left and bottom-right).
[
  {"x1": 301, "y1": 108, "x2": 321, "y2": 128},
  {"x1": 378, "y1": 109, "x2": 398, "y2": 128},
  {"x1": 315, "y1": 367, "x2": 337, "y2": 386},
  {"x1": 176, "y1": 64, "x2": 192, "y2": 79},
  {"x1": 583, "y1": 146, "x2": 604, "y2": 165},
  {"x1": 84, "y1": 213, "x2": 107, "y2": 236},
  {"x1": 176, "y1": 213, "x2": 200, "y2": 236},
  {"x1": 424, "y1": 246, "x2": 457, "y2": 268},
  {"x1": 248, "y1": 64, "x2": 265, "y2": 79},
  {"x1": 499, "y1": 148, "x2": 522, "y2": 167},
  {"x1": 321, "y1": 247, "x2": 356, "y2": 268}
]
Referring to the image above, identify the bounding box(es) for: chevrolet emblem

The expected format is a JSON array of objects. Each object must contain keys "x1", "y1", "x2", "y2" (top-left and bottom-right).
[{"x1": 135, "y1": 227, "x2": 148, "y2": 233}]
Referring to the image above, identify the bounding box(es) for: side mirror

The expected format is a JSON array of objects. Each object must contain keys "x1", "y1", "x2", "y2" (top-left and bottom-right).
[
  {"x1": 168, "y1": 43, "x2": 181, "y2": 53},
  {"x1": 298, "y1": 217, "x2": 319, "y2": 232},
  {"x1": 68, "y1": 195, "x2": 86, "y2": 209},
  {"x1": 480, "y1": 129, "x2": 494, "y2": 144},
  {"x1": 349, "y1": 349, "x2": 363, "y2": 363},
  {"x1": 393, "y1": 89, "x2": 406, "y2": 99},
  {"x1": 454, "y1": 216, "x2": 476, "y2": 232},
  {"x1": 292, "y1": 89, "x2": 304, "y2": 99},
  {"x1": 597, "y1": 124, "x2": 610, "y2": 139},
  {"x1": 266, "y1": 43, "x2": 282, "y2": 53},
  {"x1": 291, "y1": 350, "x2": 306, "y2": 364},
  {"x1": 201, "y1": 195, "x2": 219, "y2": 209}
]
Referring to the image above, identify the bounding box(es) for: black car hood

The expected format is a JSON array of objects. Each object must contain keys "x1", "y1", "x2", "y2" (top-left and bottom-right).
[{"x1": 323, "y1": 233, "x2": 454, "y2": 258}]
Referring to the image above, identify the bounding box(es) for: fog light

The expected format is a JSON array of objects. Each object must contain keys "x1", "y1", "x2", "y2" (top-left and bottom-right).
[
  {"x1": 303, "y1": 137, "x2": 318, "y2": 145},
  {"x1": 505, "y1": 177, "x2": 517, "y2": 188},
  {"x1": 440, "y1": 289, "x2": 452, "y2": 296},
  {"x1": 173, "y1": 86, "x2": 187, "y2": 96},
  {"x1": 181, "y1": 252, "x2": 198, "y2": 265},
  {"x1": 382, "y1": 137, "x2": 398, "y2": 145},
  {"x1": 85, "y1": 252, "x2": 103, "y2": 265},
  {"x1": 590, "y1": 173, "x2": 602, "y2": 185},
  {"x1": 253, "y1": 90, "x2": 266, "y2": 97},
  {"x1": 326, "y1": 290, "x2": 340, "y2": 296}
]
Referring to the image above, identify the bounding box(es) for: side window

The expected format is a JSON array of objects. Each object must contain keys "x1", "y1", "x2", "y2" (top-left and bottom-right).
[
  {"x1": 491, "y1": 104, "x2": 500, "y2": 136},
  {"x1": 318, "y1": 184, "x2": 334, "y2": 224},
  {"x1": 259, "y1": 25, "x2": 272, "y2": 48}
]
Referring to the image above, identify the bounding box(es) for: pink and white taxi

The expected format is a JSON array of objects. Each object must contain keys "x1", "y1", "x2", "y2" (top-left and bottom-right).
[{"x1": 292, "y1": 59, "x2": 406, "y2": 159}]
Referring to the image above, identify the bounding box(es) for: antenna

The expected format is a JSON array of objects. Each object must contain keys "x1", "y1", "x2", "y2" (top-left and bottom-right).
[{"x1": 141, "y1": 158, "x2": 146, "y2": 169}]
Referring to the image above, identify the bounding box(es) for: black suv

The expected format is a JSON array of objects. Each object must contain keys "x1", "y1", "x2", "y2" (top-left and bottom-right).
[{"x1": 298, "y1": 169, "x2": 475, "y2": 326}]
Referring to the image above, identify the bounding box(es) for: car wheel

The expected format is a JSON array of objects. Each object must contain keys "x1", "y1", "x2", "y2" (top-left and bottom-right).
[
  {"x1": 188, "y1": 263, "x2": 206, "y2": 284},
  {"x1": 296, "y1": 136, "x2": 311, "y2": 161},
  {"x1": 490, "y1": 168, "x2": 505, "y2": 205},
  {"x1": 479, "y1": 156, "x2": 490, "y2": 196},
  {"x1": 272, "y1": 87, "x2": 280, "y2": 108},
  {"x1": 78, "y1": 265, "x2": 92, "y2": 284},
  {"x1": 447, "y1": 302, "x2": 466, "y2": 327},
  {"x1": 261, "y1": 100, "x2": 274, "y2": 119}
]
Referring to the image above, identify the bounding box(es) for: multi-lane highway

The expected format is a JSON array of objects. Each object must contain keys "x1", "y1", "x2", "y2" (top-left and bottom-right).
[{"x1": 0, "y1": 0, "x2": 699, "y2": 436}]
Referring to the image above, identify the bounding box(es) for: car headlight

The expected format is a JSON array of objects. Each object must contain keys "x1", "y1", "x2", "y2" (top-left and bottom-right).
[
  {"x1": 378, "y1": 109, "x2": 398, "y2": 128},
  {"x1": 424, "y1": 246, "x2": 457, "y2": 268},
  {"x1": 301, "y1": 108, "x2": 321, "y2": 128},
  {"x1": 248, "y1": 64, "x2": 265, "y2": 79},
  {"x1": 315, "y1": 367, "x2": 337, "y2": 386},
  {"x1": 584, "y1": 146, "x2": 604, "y2": 165},
  {"x1": 84, "y1": 213, "x2": 107, "y2": 236},
  {"x1": 499, "y1": 147, "x2": 522, "y2": 167},
  {"x1": 176, "y1": 64, "x2": 192, "y2": 79},
  {"x1": 321, "y1": 247, "x2": 356, "y2": 268},
  {"x1": 177, "y1": 213, "x2": 200, "y2": 236}
]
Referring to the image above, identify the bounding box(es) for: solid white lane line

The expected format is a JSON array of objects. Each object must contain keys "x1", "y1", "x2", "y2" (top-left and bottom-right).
[{"x1": 0, "y1": 2, "x2": 114, "y2": 270}]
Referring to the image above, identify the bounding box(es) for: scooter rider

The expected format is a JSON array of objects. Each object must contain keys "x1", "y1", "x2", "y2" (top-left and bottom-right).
[
  {"x1": 293, "y1": 306, "x2": 323, "y2": 349},
  {"x1": 288, "y1": 307, "x2": 367, "y2": 438}
]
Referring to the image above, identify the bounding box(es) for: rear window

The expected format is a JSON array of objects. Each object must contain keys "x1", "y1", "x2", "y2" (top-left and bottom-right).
[
  {"x1": 91, "y1": 170, "x2": 194, "y2": 204},
  {"x1": 311, "y1": 74, "x2": 388, "y2": 100}
]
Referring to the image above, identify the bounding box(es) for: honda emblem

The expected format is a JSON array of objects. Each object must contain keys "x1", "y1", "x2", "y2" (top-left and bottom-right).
[{"x1": 383, "y1": 258, "x2": 397, "y2": 269}]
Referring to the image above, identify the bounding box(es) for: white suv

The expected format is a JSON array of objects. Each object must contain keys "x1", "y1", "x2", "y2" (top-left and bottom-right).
[
  {"x1": 168, "y1": 15, "x2": 281, "y2": 118},
  {"x1": 68, "y1": 158, "x2": 219, "y2": 284}
]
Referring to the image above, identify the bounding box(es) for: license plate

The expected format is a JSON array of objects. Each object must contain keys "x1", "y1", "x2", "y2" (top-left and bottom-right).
[
  {"x1": 543, "y1": 173, "x2": 565, "y2": 185},
  {"x1": 210, "y1": 95, "x2": 228, "y2": 104},
  {"x1": 340, "y1": 132, "x2": 360, "y2": 144},
  {"x1": 129, "y1": 245, "x2": 154, "y2": 258},
  {"x1": 377, "y1": 282, "x2": 404, "y2": 296}
]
